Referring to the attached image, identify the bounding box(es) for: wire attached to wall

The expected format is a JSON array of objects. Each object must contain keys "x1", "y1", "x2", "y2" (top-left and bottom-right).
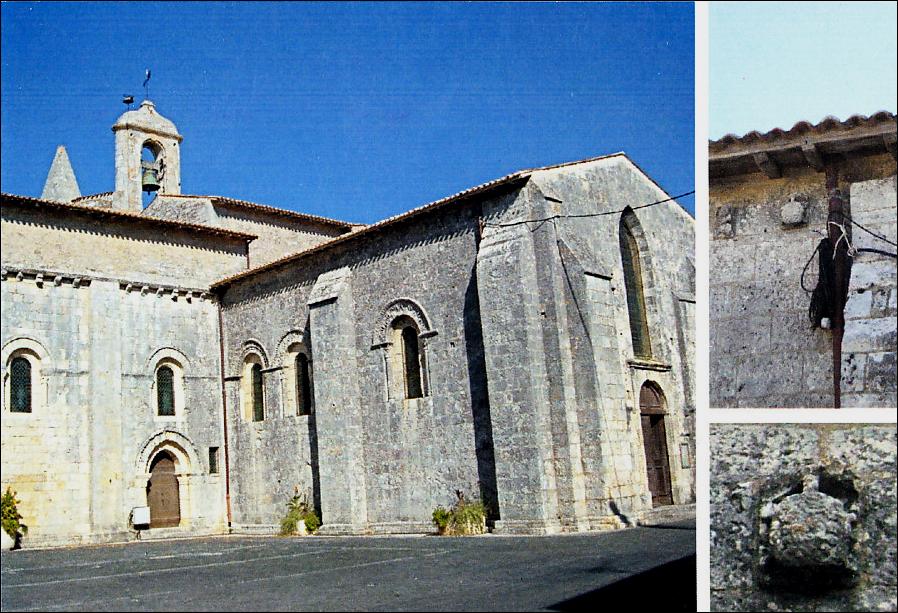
[{"x1": 482, "y1": 190, "x2": 695, "y2": 231}]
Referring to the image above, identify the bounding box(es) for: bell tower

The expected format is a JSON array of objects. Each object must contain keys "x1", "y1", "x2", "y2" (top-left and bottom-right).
[{"x1": 111, "y1": 100, "x2": 182, "y2": 212}]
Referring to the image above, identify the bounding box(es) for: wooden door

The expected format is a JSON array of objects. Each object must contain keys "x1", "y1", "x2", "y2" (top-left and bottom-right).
[
  {"x1": 640, "y1": 385, "x2": 673, "y2": 506},
  {"x1": 147, "y1": 452, "x2": 181, "y2": 528}
]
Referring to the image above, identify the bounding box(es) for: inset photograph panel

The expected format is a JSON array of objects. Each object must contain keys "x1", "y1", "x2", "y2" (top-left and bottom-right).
[
  {"x1": 710, "y1": 423, "x2": 897, "y2": 611},
  {"x1": 709, "y1": 2, "x2": 897, "y2": 409}
]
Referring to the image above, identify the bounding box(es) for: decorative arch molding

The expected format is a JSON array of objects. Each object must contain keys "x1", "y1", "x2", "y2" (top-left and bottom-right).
[
  {"x1": 275, "y1": 329, "x2": 309, "y2": 365},
  {"x1": 241, "y1": 339, "x2": 270, "y2": 368},
  {"x1": 2, "y1": 336, "x2": 50, "y2": 415},
  {"x1": 135, "y1": 429, "x2": 202, "y2": 476},
  {"x1": 1, "y1": 336, "x2": 50, "y2": 365},
  {"x1": 144, "y1": 346, "x2": 190, "y2": 373},
  {"x1": 372, "y1": 298, "x2": 437, "y2": 349}
]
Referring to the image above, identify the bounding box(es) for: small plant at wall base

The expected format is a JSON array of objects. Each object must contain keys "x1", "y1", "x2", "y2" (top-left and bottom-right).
[
  {"x1": 432, "y1": 490, "x2": 486, "y2": 536},
  {"x1": 1, "y1": 487, "x2": 28, "y2": 546},
  {"x1": 279, "y1": 488, "x2": 320, "y2": 536}
]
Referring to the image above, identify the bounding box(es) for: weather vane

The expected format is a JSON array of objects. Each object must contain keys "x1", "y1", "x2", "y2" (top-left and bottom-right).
[{"x1": 143, "y1": 69, "x2": 152, "y2": 100}]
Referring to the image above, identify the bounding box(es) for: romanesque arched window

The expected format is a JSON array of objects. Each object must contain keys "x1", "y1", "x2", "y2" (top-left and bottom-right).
[
  {"x1": 392, "y1": 316, "x2": 425, "y2": 399},
  {"x1": 251, "y1": 363, "x2": 264, "y2": 422},
  {"x1": 10, "y1": 356, "x2": 32, "y2": 413},
  {"x1": 295, "y1": 353, "x2": 313, "y2": 416},
  {"x1": 620, "y1": 214, "x2": 652, "y2": 359},
  {"x1": 240, "y1": 346, "x2": 267, "y2": 422},
  {"x1": 156, "y1": 365, "x2": 175, "y2": 416}
]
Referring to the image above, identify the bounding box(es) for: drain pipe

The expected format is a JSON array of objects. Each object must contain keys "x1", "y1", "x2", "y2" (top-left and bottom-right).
[
  {"x1": 217, "y1": 300, "x2": 233, "y2": 527},
  {"x1": 825, "y1": 165, "x2": 851, "y2": 408}
]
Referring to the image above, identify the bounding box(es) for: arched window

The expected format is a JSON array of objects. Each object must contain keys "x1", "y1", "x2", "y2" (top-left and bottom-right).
[
  {"x1": 620, "y1": 216, "x2": 652, "y2": 358},
  {"x1": 251, "y1": 363, "x2": 264, "y2": 422},
  {"x1": 401, "y1": 327, "x2": 423, "y2": 399},
  {"x1": 389, "y1": 316, "x2": 426, "y2": 400},
  {"x1": 10, "y1": 356, "x2": 32, "y2": 413},
  {"x1": 295, "y1": 353, "x2": 313, "y2": 416},
  {"x1": 156, "y1": 366, "x2": 175, "y2": 416}
]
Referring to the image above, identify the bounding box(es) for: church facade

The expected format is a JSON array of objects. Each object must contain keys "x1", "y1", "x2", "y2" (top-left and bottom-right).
[{"x1": 1, "y1": 101, "x2": 695, "y2": 546}]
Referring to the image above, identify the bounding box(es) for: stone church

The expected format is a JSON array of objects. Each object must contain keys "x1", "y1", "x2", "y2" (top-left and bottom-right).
[{"x1": 1, "y1": 100, "x2": 695, "y2": 546}]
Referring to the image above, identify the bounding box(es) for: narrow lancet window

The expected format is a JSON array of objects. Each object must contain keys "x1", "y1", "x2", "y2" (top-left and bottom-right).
[
  {"x1": 620, "y1": 218, "x2": 652, "y2": 358},
  {"x1": 295, "y1": 354, "x2": 313, "y2": 416},
  {"x1": 251, "y1": 363, "x2": 264, "y2": 421},
  {"x1": 401, "y1": 326, "x2": 423, "y2": 399}
]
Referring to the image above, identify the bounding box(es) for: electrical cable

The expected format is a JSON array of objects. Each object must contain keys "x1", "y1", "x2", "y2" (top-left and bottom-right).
[{"x1": 482, "y1": 190, "x2": 695, "y2": 230}]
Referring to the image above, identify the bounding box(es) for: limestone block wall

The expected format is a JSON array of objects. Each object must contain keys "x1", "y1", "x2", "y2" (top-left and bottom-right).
[
  {"x1": 710, "y1": 424, "x2": 897, "y2": 612},
  {"x1": 213, "y1": 202, "x2": 349, "y2": 268},
  {"x1": 841, "y1": 176, "x2": 897, "y2": 407},
  {"x1": 478, "y1": 157, "x2": 695, "y2": 535},
  {"x1": 1, "y1": 204, "x2": 248, "y2": 288},
  {"x1": 710, "y1": 153, "x2": 896, "y2": 407},
  {"x1": 219, "y1": 198, "x2": 490, "y2": 533},
  {"x1": 1, "y1": 274, "x2": 228, "y2": 546}
]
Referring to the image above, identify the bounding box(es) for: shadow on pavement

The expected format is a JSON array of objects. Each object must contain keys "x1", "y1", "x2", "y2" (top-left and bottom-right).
[{"x1": 547, "y1": 555, "x2": 696, "y2": 612}]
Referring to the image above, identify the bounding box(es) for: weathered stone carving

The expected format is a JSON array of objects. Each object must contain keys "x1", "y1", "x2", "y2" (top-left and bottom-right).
[
  {"x1": 780, "y1": 194, "x2": 810, "y2": 227},
  {"x1": 756, "y1": 470, "x2": 860, "y2": 593}
]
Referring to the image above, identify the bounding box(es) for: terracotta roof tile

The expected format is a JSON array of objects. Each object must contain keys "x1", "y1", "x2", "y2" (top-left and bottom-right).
[{"x1": 710, "y1": 111, "x2": 896, "y2": 154}]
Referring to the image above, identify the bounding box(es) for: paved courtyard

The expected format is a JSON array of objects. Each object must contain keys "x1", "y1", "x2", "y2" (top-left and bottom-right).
[{"x1": 1, "y1": 520, "x2": 695, "y2": 611}]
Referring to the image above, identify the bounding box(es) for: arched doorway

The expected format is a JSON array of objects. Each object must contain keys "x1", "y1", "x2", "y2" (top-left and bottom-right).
[
  {"x1": 146, "y1": 451, "x2": 181, "y2": 528},
  {"x1": 639, "y1": 383, "x2": 673, "y2": 507}
]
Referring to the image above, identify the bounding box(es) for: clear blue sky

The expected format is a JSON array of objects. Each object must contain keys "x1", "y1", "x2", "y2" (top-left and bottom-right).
[
  {"x1": 2, "y1": 2, "x2": 694, "y2": 223},
  {"x1": 711, "y1": 1, "x2": 897, "y2": 139}
]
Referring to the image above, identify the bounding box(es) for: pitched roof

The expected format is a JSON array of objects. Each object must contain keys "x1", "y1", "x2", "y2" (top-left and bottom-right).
[
  {"x1": 1, "y1": 193, "x2": 257, "y2": 241},
  {"x1": 211, "y1": 152, "x2": 632, "y2": 290},
  {"x1": 709, "y1": 112, "x2": 897, "y2": 178},
  {"x1": 170, "y1": 194, "x2": 356, "y2": 229}
]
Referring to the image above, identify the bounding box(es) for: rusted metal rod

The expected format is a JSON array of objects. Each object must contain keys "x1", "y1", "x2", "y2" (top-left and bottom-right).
[{"x1": 825, "y1": 165, "x2": 850, "y2": 408}]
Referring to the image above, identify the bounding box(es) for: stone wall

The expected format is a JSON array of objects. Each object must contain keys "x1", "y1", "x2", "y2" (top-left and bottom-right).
[
  {"x1": 710, "y1": 423, "x2": 897, "y2": 612},
  {"x1": 213, "y1": 202, "x2": 349, "y2": 268},
  {"x1": 841, "y1": 176, "x2": 898, "y2": 407},
  {"x1": 219, "y1": 155, "x2": 695, "y2": 535},
  {"x1": 1, "y1": 204, "x2": 248, "y2": 288},
  {"x1": 1, "y1": 274, "x2": 228, "y2": 546},
  {"x1": 219, "y1": 194, "x2": 490, "y2": 533},
  {"x1": 710, "y1": 152, "x2": 896, "y2": 407},
  {"x1": 1, "y1": 204, "x2": 239, "y2": 546}
]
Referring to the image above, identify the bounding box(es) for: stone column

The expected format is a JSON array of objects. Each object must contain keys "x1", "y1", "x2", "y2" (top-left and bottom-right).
[{"x1": 307, "y1": 268, "x2": 369, "y2": 534}]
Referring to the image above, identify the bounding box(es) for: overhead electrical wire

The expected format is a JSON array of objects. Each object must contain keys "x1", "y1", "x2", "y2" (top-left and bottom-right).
[{"x1": 481, "y1": 190, "x2": 695, "y2": 230}]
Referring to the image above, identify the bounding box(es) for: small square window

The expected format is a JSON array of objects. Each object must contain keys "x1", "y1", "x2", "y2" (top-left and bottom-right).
[{"x1": 209, "y1": 447, "x2": 219, "y2": 474}]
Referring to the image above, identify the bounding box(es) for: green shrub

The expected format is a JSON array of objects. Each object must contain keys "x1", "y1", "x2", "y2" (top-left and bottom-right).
[
  {"x1": 302, "y1": 510, "x2": 321, "y2": 533},
  {"x1": 432, "y1": 506, "x2": 451, "y2": 533},
  {"x1": 279, "y1": 488, "x2": 320, "y2": 535},
  {"x1": 432, "y1": 490, "x2": 486, "y2": 536},
  {"x1": 1, "y1": 487, "x2": 27, "y2": 538}
]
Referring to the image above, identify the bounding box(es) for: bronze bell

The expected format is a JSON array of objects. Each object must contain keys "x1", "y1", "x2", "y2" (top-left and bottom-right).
[{"x1": 141, "y1": 166, "x2": 160, "y2": 192}]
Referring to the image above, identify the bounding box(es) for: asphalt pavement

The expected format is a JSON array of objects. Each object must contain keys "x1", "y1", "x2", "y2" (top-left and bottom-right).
[{"x1": 1, "y1": 519, "x2": 695, "y2": 611}]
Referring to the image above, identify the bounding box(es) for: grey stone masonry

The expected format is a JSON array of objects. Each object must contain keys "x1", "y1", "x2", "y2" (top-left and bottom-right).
[
  {"x1": 710, "y1": 424, "x2": 897, "y2": 612},
  {"x1": 218, "y1": 153, "x2": 694, "y2": 536},
  {"x1": 841, "y1": 176, "x2": 898, "y2": 407},
  {"x1": 41, "y1": 146, "x2": 80, "y2": 203}
]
